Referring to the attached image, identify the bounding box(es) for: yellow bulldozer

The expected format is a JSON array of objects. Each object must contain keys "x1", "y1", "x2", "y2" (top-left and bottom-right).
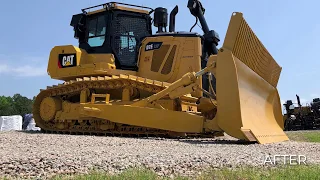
[{"x1": 33, "y1": 1, "x2": 289, "y2": 144}]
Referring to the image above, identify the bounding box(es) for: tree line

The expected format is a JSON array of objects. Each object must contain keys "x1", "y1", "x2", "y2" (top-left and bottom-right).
[{"x1": 0, "y1": 94, "x2": 35, "y2": 116}]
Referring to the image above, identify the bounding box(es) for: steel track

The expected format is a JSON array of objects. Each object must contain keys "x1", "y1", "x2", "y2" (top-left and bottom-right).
[{"x1": 33, "y1": 74, "x2": 219, "y2": 138}]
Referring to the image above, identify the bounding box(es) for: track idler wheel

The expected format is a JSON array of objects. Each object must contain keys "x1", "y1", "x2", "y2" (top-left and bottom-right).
[{"x1": 39, "y1": 97, "x2": 62, "y2": 121}]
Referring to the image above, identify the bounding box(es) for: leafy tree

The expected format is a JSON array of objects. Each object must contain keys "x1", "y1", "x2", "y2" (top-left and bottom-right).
[
  {"x1": 0, "y1": 94, "x2": 34, "y2": 116},
  {"x1": 0, "y1": 96, "x2": 16, "y2": 116}
]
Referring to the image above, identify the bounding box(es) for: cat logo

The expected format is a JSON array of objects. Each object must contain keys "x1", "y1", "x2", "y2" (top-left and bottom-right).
[
  {"x1": 146, "y1": 44, "x2": 153, "y2": 51},
  {"x1": 145, "y1": 42, "x2": 162, "y2": 51},
  {"x1": 62, "y1": 55, "x2": 74, "y2": 66},
  {"x1": 58, "y1": 53, "x2": 77, "y2": 68}
]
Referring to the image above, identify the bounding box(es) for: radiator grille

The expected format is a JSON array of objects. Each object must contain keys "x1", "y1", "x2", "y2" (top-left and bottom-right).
[
  {"x1": 161, "y1": 45, "x2": 177, "y2": 75},
  {"x1": 151, "y1": 45, "x2": 170, "y2": 72}
]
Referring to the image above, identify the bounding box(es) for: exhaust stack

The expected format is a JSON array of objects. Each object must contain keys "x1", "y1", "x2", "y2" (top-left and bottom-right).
[{"x1": 169, "y1": 6, "x2": 178, "y2": 32}]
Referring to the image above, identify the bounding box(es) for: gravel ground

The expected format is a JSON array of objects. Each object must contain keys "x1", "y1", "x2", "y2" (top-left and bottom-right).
[{"x1": 0, "y1": 131, "x2": 320, "y2": 179}]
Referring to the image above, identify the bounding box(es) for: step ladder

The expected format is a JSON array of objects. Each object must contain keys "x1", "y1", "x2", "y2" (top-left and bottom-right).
[{"x1": 91, "y1": 93, "x2": 110, "y2": 104}]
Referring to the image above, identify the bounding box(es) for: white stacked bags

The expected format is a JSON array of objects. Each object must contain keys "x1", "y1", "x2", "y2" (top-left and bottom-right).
[
  {"x1": 26, "y1": 118, "x2": 41, "y2": 131},
  {"x1": 0, "y1": 115, "x2": 23, "y2": 131}
]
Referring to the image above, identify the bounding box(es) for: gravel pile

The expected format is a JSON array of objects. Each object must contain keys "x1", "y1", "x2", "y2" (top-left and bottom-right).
[{"x1": 0, "y1": 131, "x2": 319, "y2": 179}]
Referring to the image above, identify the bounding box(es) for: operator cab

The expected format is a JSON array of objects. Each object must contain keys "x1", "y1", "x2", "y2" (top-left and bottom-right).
[
  {"x1": 70, "y1": 2, "x2": 153, "y2": 71},
  {"x1": 70, "y1": 1, "x2": 219, "y2": 92}
]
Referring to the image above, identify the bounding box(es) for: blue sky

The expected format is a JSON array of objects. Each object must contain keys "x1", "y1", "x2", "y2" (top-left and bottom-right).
[{"x1": 0, "y1": 0, "x2": 319, "y2": 108}]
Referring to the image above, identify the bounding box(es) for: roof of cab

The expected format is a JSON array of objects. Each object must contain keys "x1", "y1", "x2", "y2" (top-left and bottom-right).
[{"x1": 85, "y1": 2, "x2": 151, "y2": 15}]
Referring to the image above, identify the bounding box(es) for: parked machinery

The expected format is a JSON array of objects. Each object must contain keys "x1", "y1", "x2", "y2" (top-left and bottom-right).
[
  {"x1": 32, "y1": 1, "x2": 289, "y2": 144},
  {"x1": 283, "y1": 95, "x2": 320, "y2": 130},
  {"x1": 309, "y1": 98, "x2": 320, "y2": 128}
]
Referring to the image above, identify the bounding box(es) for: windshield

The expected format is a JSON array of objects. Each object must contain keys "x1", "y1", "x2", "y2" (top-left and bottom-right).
[{"x1": 87, "y1": 15, "x2": 106, "y2": 47}]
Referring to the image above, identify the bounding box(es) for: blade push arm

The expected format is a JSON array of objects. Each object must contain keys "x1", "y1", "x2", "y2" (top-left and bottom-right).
[{"x1": 131, "y1": 61, "x2": 216, "y2": 107}]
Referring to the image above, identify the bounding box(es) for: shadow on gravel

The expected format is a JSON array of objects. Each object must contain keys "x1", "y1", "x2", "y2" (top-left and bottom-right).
[
  {"x1": 175, "y1": 139, "x2": 255, "y2": 145},
  {"x1": 16, "y1": 130, "x2": 255, "y2": 145},
  {"x1": 17, "y1": 130, "x2": 43, "y2": 134}
]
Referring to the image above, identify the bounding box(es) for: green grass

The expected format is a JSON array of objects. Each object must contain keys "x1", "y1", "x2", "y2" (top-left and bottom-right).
[
  {"x1": 51, "y1": 168, "x2": 167, "y2": 180},
  {"x1": 51, "y1": 165, "x2": 320, "y2": 180},
  {"x1": 199, "y1": 165, "x2": 320, "y2": 180},
  {"x1": 286, "y1": 130, "x2": 320, "y2": 143}
]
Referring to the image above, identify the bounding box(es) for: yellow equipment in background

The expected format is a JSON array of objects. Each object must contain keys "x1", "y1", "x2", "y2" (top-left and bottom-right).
[{"x1": 33, "y1": 1, "x2": 289, "y2": 144}]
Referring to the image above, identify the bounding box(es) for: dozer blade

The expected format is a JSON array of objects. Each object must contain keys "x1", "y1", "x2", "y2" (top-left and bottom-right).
[{"x1": 215, "y1": 12, "x2": 289, "y2": 144}]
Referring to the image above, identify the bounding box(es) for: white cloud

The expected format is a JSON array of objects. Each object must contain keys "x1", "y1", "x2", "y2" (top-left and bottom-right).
[
  {"x1": 294, "y1": 68, "x2": 319, "y2": 77},
  {"x1": 0, "y1": 63, "x2": 47, "y2": 77},
  {"x1": 15, "y1": 65, "x2": 47, "y2": 77},
  {"x1": 310, "y1": 93, "x2": 320, "y2": 98},
  {"x1": 0, "y1": 64, "x2": 8, "y2": 73},
  {"x1": 0, "y1": 55, "x2": 47, "y2": 77}
]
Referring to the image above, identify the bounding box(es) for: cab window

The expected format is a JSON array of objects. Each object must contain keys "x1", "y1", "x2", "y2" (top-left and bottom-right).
[{"x1": 87, "y1": 15, "x2": 106, "y2": 47}]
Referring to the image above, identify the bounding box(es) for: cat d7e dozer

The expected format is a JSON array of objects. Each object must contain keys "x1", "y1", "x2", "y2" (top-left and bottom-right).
[{"x1": 33, "y1": 0, "x2": 289, "y2": 144}]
